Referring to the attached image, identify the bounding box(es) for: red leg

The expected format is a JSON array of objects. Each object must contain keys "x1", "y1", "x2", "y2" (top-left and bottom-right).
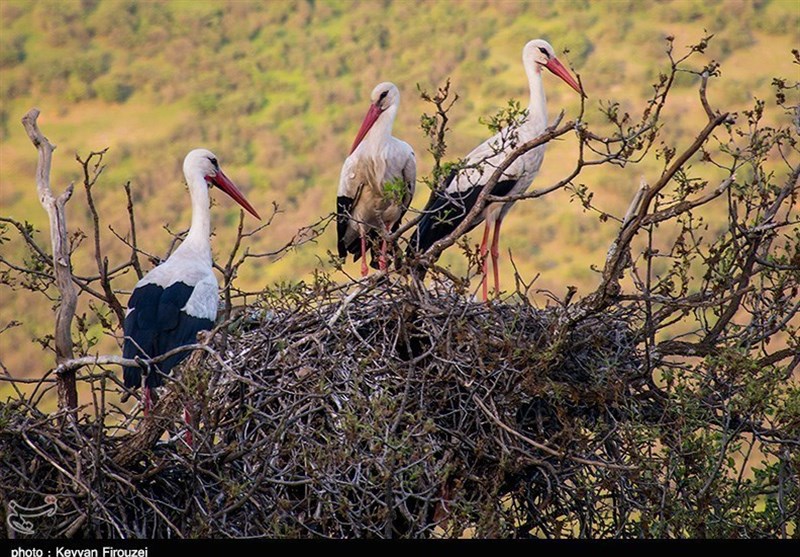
[
  {"x1": 360, "y1": 233, "x2": 369, "y2": 277},
  {"x1": 379, "y1": 237, "x2": 388, "y2": 271},
  {"x1": 143, "y1": 386, "x2": 152, "y2": 417},
  {"x1": 183, "y1": 406, "x2": 193, "y2": 448},
  {"x1": 479, "y1": 223, "x2": 490, "y2": 302},
  {"x1": 490, "y1": 217, "x2": 504, "y2": 299}
]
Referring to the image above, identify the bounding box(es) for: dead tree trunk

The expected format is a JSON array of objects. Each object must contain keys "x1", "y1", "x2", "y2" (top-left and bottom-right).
[{"x1": 21, "y1": 108, "x2": 78, "y2": 414}]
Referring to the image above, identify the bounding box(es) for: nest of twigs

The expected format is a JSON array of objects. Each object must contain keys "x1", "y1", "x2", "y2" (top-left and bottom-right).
[{"x1": 1, "y1": 276, "x2": 655, "y2": 538}]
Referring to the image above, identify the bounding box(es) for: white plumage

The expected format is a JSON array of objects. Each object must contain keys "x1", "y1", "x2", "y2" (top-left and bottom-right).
[
  {"x1": 337, "y1": 82, "x2": 416, "y2": 275},
  {"x1": 411, "y1": 39, "x2": 584, "y2": 300},
  {"x1": 123, "y1": 148, "x2": 259, "y2": 416}
]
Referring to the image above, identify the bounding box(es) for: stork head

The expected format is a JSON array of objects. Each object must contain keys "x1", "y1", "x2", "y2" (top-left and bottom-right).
[
  {"x1": 349, "y1": 82, "x2": 400, "y2": 154},
  {"x1": 184, "y1": 148, "x2": 261, "y2": 220},
  {"x1": 369, "y1": 81, "x2": 400, "y2": 112},
  {"x1": 523, "y1": 39, "x2": 584, "y2": 97}
]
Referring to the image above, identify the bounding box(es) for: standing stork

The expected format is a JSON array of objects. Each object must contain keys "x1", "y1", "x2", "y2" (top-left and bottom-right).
[
  {"x1": 123, "y1": 149, "x2": 260, "y2": 428},
  {"x1": 337, "y1": 82, "x2": 416, "y2": 276},
  {"x1": 409, "y1": 40, "x2": 583, "y2": 300}
]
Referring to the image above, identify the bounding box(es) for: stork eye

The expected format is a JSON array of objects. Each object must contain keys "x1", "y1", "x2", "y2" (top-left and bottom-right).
[
  {"x1": 208, "y1": 157, "x2": 219, "y2": 168},
  {"x1": 538, "y1": 46, "x2": 549, "y2": 58},
  {"x1": 379, "y1": 90, "x2": 388, "y2": 101}
]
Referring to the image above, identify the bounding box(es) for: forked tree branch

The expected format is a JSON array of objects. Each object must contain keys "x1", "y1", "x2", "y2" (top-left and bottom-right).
[
  {"x1": 577, "y1": 107, "x2": 733, "y2": 319},
  {"x1": 21, "y1": 108, "x2": 78, "y2": 413}
]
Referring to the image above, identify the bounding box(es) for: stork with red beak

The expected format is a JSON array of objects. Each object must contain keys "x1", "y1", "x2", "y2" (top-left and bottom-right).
[
  {"x1": 409, "y1": 39, "x2": 584, "y2": 300},
  {"x1": 337, "y1": 82, "x2": 416, "y2": 275},
  {"x1": 123, "y1": 149, "x2": 260, "y2": 430}
]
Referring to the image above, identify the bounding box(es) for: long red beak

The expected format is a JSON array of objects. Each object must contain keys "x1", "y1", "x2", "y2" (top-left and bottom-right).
[
  {"x1": 349, "y1": 103, "x2": 383, "y2": 154},
  {"x1": 208, "y1": 169, "x2": 261, "y2": 220},
  {"x1": 545, "y1": 57, "x2": 585, "y2": 97}
]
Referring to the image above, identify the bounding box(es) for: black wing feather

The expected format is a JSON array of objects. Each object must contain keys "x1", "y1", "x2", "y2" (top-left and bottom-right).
[
  {"x1": 410, "y1": 173, "x2": 518, "y2": 255},
  {"x1": 336, "y1": 196, "x2": 355, "y2": 258},
  {"x1": 123, "y1": 282, "x2": 214, "y2": 389}
]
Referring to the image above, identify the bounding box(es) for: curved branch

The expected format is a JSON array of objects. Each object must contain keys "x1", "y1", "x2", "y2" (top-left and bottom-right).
[{"x1": 416, "y1": 111, "x2": 572, "y2": 264}]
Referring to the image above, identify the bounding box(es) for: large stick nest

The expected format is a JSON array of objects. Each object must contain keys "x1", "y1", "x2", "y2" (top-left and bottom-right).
[{"x1": 1, "y1": 277, "x2": 657, "y2": 538}]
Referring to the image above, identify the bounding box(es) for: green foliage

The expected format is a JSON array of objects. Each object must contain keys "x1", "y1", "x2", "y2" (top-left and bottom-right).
[
  {"x1": 755, "y1": 0, "x2": 800, "y2": 35},
  {"x1": 0, "y1": 33, "x2": 25, "y2": 67},
  {"x1": 190, "y1": 91, "x2": 220, "y2": 115},
  {"x1": 65, "y1": 74, "x2": 92, "y2": 103},
  {"x1": 479, "y1": 99, "x2": 527, "y2": 136},
  {"x1": 73, "y1": 50, "x2": 112, "y2": 84},
  {"x1": 382, "y1": 175, "x2": 407, "y2": 204},
  {"x1": 93, "y1": 74, "x2": 133, "y2": 103}
]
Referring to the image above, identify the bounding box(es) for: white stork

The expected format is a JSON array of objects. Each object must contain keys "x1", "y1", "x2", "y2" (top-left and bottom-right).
[
  {"x1": 409, "y1": 39, "x2": 584, "y2": 300},
  {"x1": 337, "y1": 82, "x2": 416, "y2": 276},
  {"x1": 123, "y1": 148, "x2": 260, "y2": 425}
]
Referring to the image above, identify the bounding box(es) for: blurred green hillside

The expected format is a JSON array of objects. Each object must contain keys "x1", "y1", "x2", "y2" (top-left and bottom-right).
[{"x1": 1, "y1": 0, "x2": 798, "y2": 389}]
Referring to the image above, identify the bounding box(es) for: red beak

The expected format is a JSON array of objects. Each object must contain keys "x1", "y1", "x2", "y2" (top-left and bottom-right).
[
  {"x1": 208, "y1": 169, "x2": 261, "y2": 220},
  {"x1": 349, "y1": 103, "x2": 383, "y2": 154},
  {"x1": 545, "y1": 57, "x2": 585, "y2": 97}
]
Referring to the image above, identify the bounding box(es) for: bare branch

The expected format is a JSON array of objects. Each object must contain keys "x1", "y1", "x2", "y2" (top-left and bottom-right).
[
  {"x1": 77, "y1": 148, "x2": 126, "y2": 326},
  {"x1": 123, "y1": 181, "x2": 144, "y2": 280},
  {"x1": 21, "y1": 108, "x2": 78, "y2": 413}
]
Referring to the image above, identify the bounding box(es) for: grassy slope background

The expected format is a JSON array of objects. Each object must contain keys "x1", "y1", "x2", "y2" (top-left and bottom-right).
[{"x1": 1, "y1": 0, "x2": 798, "y2": 399}]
